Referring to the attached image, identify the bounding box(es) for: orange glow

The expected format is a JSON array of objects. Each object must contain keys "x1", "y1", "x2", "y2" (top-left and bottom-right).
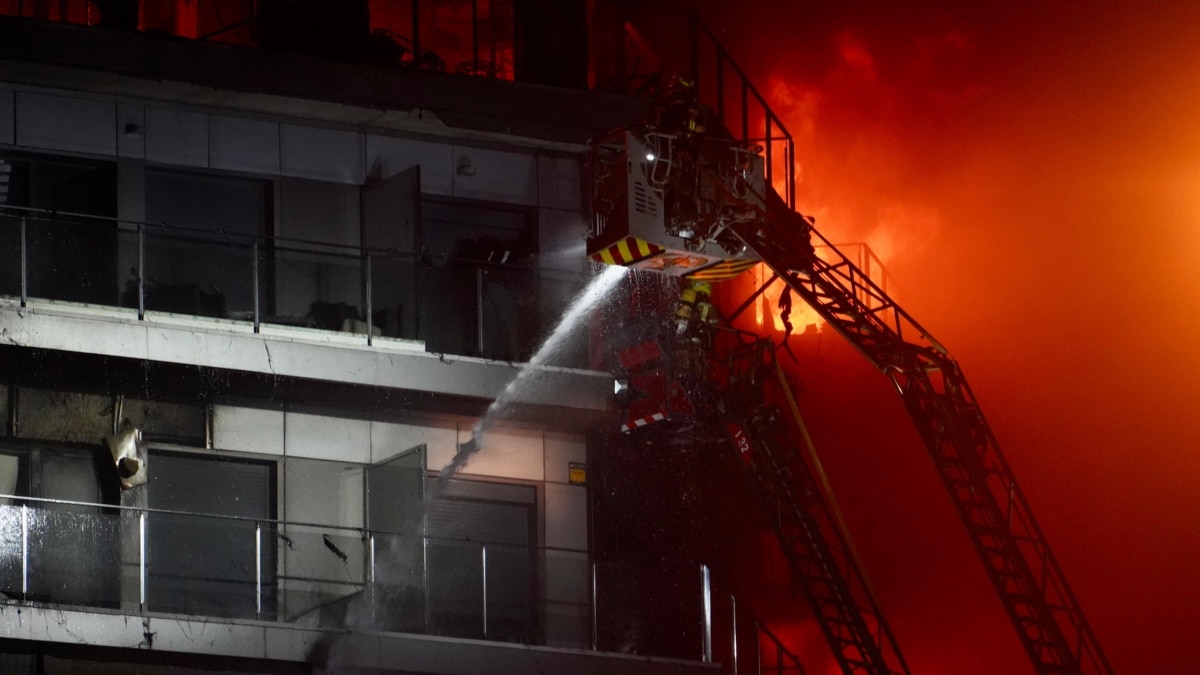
[
  {"x1": 683, "y1": 1, "x2": 1200, "y2": 672},
  {"x1": 752, "y1": 262, "x2": 824, "y2": 334}
]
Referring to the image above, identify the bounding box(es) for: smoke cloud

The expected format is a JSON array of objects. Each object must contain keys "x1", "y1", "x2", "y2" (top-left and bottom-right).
[{"x1": 687, "y1": 1, "x2": 1200, "y2": 671}]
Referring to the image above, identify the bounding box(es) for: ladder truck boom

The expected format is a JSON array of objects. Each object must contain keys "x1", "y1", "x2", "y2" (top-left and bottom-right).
[
  {"x1": 726, "y1": 207, "x2": 1114, "y2": 675},
  {"x1": 587, "y1": 76, "x2": 1113, "y2": 673}
]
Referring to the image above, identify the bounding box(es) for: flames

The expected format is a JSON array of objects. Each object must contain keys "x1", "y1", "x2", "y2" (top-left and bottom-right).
[{"x1": 721, "y1": 23, "x2": 958, "y2": 339}]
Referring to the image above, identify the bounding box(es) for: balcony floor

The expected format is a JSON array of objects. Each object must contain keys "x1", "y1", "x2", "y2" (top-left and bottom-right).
[
  {"x1": 0, "y1": 601, "x2": 718, "y2": 675},
  {"x1": 0, "y1": 297, "x2": 613, "y2": 423}
]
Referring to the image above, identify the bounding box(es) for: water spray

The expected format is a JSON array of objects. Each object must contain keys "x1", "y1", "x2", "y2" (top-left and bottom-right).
[{"x1": 439, "y1": 264, "x2": 628, "y2": 482}]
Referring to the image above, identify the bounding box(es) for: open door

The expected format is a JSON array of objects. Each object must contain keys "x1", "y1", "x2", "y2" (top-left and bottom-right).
[
  {"x1": 365, "y1": 444, "x2": 426, "y2": 632},
  {"x1": 361, "y1": 166, "x2": 421, "y2": 339}
]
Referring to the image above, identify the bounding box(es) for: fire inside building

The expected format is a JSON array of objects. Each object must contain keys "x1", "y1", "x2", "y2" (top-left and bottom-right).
[{"x1": 0, "y1": 1, "x2": 1114, "y2": 674}]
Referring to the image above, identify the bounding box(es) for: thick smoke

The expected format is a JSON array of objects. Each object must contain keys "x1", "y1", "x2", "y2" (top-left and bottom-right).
[{"x1": 684, "y1": 1, "x2": 1200, "y2": 672}]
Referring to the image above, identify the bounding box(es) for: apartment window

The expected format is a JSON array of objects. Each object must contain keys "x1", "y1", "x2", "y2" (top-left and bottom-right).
[
  {"x1": 147, "y1": 451, "x2": 276, "y2": 620},
  {"x1": 420, "y1": 198, "x2": 538, "y2": 359},
  {"x1": 0, "y1": 444, "x2": 121, "y2": 608},
  {"x1": 0, "y1": 151, "x2": 117, "y2": 215},
  {"x1": 142, "y1": 169, "x2": 271, "y2": 318},
  {"x1": 0, "y1": 450, "x2": 26, "y2": 598},
  {"x1": 426, "y1": 479, "x2": 537, "y2": 642},
  {"x1": 0, "y1": 151, "x2": 118, "y2": 305}
]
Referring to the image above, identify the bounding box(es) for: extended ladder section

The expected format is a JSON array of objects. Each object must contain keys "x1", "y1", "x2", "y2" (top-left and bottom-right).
[
  {"x1": 727, "y1": 201, "x2": 1114, "y2": 675},
  {"x1": 725, "y1": 342, "x2": 910, "y2": 675}
]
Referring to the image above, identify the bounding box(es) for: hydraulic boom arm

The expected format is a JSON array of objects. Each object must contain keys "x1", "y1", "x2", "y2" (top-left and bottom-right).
[{"x1": 727, "y1": 207, "x2": 1114, "y2": 675}]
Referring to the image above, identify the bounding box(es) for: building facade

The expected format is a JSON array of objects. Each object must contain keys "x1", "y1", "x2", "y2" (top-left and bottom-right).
[{"x1": 0, "y1": 2, "x2": 803, "y2": 674}]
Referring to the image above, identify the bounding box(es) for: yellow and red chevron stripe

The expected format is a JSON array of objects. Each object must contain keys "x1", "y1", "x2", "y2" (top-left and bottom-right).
[
  {"x1": 591, "y1": 236, "x2": 664, "y2": 266},
  {"x1": 684, "y1": 258, "x2": 759, "y2": 282}
]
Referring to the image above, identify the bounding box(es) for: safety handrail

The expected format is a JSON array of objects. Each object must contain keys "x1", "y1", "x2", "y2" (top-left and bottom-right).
[
  {"x1": 0, "y1": 492, "x2": 793, "y2": 670},
  {"x1": 0, "y1": 204, "x2": 416, "y2": 261}
]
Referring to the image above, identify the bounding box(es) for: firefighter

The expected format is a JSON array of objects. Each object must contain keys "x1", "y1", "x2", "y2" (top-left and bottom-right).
[
  {"x1": 674, "y1": 280, "x2": 717, "y2": 336},
  {"x1": 673, "y1": 279, "x2": 719, "y2": 379},
  {"x1": 654, "y1": 76, "x2": 706, "y2": 137}
]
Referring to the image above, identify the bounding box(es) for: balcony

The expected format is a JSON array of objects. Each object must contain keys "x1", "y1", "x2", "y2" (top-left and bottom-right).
[
  {"x1": 0, "y1": 205, "x2": 614, "y2": 419},
  {"x1": 0, "y1": 204, "x2": 597, "y2": 363},
  {"x1": 0, "y1": 494, "x2": 804, "y2": 674}
]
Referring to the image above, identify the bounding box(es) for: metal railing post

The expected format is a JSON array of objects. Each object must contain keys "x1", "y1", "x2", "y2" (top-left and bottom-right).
[
  {"x1": 19, "y1": 216, "x2": 27, "y2": 307},
  {"x1": 765, "y1": 115, "x2": 774, "y2": 188},
  {"x1": 365, "y1": 255, "x2": 373, "y2": 346},
  {"x1": 716, "y1": 50, "x2": 725, "y2": 120},
  {"x1": 411, "y1": 0, "x2": 421, "y2": 66},
  {"x1": 787, "y1": 138, "x2": 796, "y2": 208},
  {"x1": 252, "y1": 239, "x2": 260, "y2": 333},
  {"x1": 20, "y1": 504, "x2": 28, "y2": 599},
  {"x1": 137, "y1": 223, "x2": 145, "y2": 319},
  {"x1": 255, "y1": 522, "x2": 263, "y2": 618},
  {"x1": 423, "y1": 535, "x2": 431, "y2": 631},
  {"x1": 476, "y1": 266, "x2": 485, "y2": 355},
  {"x1": 471, "y1": 0, "x2": 479, "y2": 69},
  {"x1": 139, "y1": 511, "x2": 147, "y2": 609},
  {"x1": 369, "y1": 534, "x2": 377, "y2": 624},
  {"x1": 481, "y1": 544, "x2": 488, "y2": 638},
  {"x1": 701, "y1": 564, "x2": 712, "y2": 662},
  {"x1": 591, "y1": 561, "x2": 598, "y2": 651},
  {"x1": 755, "y1": 620, "x2": 762, "y2": 675},
  {"x1": 688, "y1": 11, "x2": 700, "y2": 86},
  {"x1": 731, "y1": 593, "x2": 738, "y2": 674},
  {"x1": 740, "y1": 82, "x2": 749, "y2": 143}
]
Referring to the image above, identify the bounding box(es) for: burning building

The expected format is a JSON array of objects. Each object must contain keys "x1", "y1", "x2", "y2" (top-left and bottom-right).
[{"x1": 0, "y1": 2, "x2": 1111, "y2": 674}]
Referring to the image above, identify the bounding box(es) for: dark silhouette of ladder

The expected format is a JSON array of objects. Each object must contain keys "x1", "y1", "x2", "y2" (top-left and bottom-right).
[
  {"x1": 722, "y1": 337, "x2": 911, "y2": 675},
  {"x1": 728, "y1": 195, "x2": 1114, "y2": 675}
]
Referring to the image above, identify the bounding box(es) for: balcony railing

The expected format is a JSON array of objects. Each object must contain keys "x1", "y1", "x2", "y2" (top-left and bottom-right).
[
  {"x1": 0, "y1": 205, "x2": 602, "y2": 367},
  {"x1": 0, "y1": 494, "x2": 804, "y2": 673}
]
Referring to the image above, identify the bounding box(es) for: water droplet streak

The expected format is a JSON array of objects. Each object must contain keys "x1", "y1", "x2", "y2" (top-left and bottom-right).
[{"x1": 439, "y1": 264, "x2": 627, "y2": 481}]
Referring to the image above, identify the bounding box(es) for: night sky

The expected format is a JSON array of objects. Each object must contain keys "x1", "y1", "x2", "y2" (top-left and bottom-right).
[{"x1": 692, "y1": 1, "x2": 1200, "y2": 672}]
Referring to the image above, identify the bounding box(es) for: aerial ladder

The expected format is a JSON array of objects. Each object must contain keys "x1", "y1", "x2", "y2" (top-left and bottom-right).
[
  {"x1": 610, "y1": 308, "x2": 910, "y2": 674},
  {"x1": 725, "y1": 338, "x2": 911, "y2": 674},
  {"x1": 729, "y1": 196, "x2": 1113, "y2": 675},
  {"x1": 588, "y1": 76, "x2": 1113, "y2": 675}
]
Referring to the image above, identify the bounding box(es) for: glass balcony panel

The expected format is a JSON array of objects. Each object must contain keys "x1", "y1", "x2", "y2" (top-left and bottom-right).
[
  {"x1": 146, "y1": 512, "x2": 261, "y2": 620},
  {"x1": 0, "y1": 493, "x2": 760, "y2": 666},
  {"x1": 26, "y1": 505, "x2": 122, "y2": 609},
  {"x1": 265, "y1": 246, "x2": 366, "y2": 334},
  {"x1": 0, "y1": 214, "x2": 19, "y2": 298},
  {"x1": 483, "y1": 541, "x2": 535, "y2": 644},
  {"x1": 421, "y1": 261, "x2": 604, "y2": 367},
  {"x1": 527, "y1": 267, "x2": 601, "y2": 370},
  {"x1": 25, "y1": 215, "x2": 121, "y2": 306},
  {"x1": 371, "y1": 532, "x2": 427, "y2": 634},
  {"x1": 275, "y1": 524, "x2": 368, "y2": 629},
  {"x1": 426, "y1": 539, "x2": 485, "y2": 639},
  {"x1": 141, "y1": 230, "x2": 255, "y2": 320},
  {"x1": 367, "y1": 254, "x2": 419, "y2": 340},
  {"x1": 541, "y1": 548, "x2": 590, "y2": 649},
  {"x1": 0, "y1": 503, "x2": 23, "y2": 598},
  {"x1": 593, "y1": 559, "x2": 704, "y2": 660},
  {"x1": 710, "y1": 588, "x2": 741, "y2": 674},
  {"x1": 419, "y1": 262, "x2": 480, "y2": 356},
  {"x1": 478, "y1": 265, "x2": 540, "y2": 362}
]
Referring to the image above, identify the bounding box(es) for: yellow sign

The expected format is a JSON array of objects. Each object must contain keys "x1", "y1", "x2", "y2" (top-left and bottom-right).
[{"x1": 568, "y1": 462, "x2": 587, "y2": 486}]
